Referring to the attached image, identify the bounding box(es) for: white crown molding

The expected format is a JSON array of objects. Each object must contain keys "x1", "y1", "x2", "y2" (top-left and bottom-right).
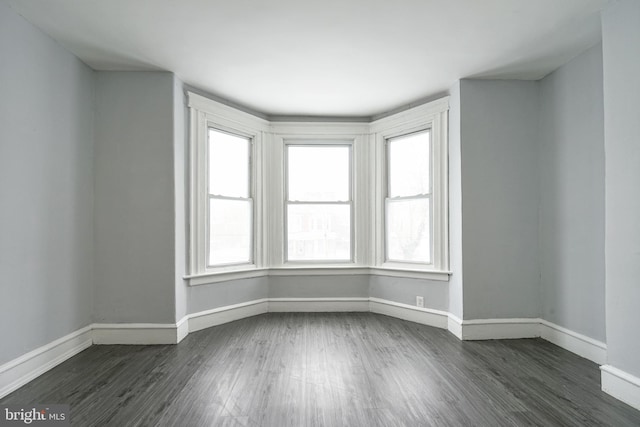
[
  {"x1": 187, "y1": 91, "x2": 270, "y2": 132},
  {"x1": 601, "y1": 365, "x2": 640, "y2": 411},
  {"x1": 0, "y1": 326, "x2": 92, "y2": 399},
  {"x1": 269, "y1": 122, "x2": 369, "y2": 135},
  {"x1": 369, "y1": 96, "x2": 450, "y2": 134}
]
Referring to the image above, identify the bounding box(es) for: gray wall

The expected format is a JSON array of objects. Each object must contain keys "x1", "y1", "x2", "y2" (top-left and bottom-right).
[
  {"x1": 173, "y1": 76, "x2": 188, "y2": 322},
  {"x1": 188, "y1": 278, "x2": 269, "y2": 314},
  {"x1": 1, "y1": 0, "x2": 624, "y2": 370},
  {"x1": 369, "y1": 277, "x2": 448, "y2": 311},
  {"x1": 602, "y1": 0, "x2": 640, "y2": 378},
  {"x1": 0, "y1": 3, "x2": 94, "y2": 364},
  {"x1": 269, "y1": 276, "x2": 369, "y2": 299},
  {"x1": 459, "y1": 80, "x2": 540, "y2": 320},
  {"x1": 188, "y1": 275, "x2": 446, "y2": 314},
  {"x1": 93, "y1": 72, "x2": 176, "y2": 324},
  {"x1": 538, "y1": 45, "x2": 606, "y2": 341},
  {"x1": 447, "y1": 81, "x2": 464, "y2": 319}
]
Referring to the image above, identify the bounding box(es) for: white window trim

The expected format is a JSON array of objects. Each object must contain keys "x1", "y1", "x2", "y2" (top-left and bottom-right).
[
  {"x1": 187, "y1": 92, "x2": 269, "y2": 278},
  {"x1": 384, "y1": 130, "x2": 433, "y2": 265},
  {"x1": 283, "y1": 138, "x2": 355, "y2": 264},
  {"x1": 371, "y1": 98, "x2": 450, "y2": 273},
  {"x1": 186, "y1": 92, "x2": 450, "y2": 286},
  {"x1": 267, "y1": 126, "x2": 370, "y2": 269},
  {"x1": 206, "y1": 127, "x2": 254, "y2": 268}
]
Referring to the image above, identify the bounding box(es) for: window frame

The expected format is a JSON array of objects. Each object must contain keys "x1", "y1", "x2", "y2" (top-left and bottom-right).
[
  {"x1": 371, "y1": 100, "x2": 449, "y2": 274},
  {"x1": 185, "y1": 91, "x2": 450, "y2": 286},
  {"x1": 187, "y1": 92, "x2": 269, "y2": 279},
  {"x1": 206, "y1": 126, "x2": 254, "y2": 268},
  {"x1": 384, "y1": 128, "x2": 433, "y2": 265},
  {"x1": 283, "y1": 139, "x2": 355, "y2": 264}
]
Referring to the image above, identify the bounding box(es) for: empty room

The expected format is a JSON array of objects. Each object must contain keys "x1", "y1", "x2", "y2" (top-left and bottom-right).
[{"x1": 1, "y1": 0, "x2": 639, "y2": 425}]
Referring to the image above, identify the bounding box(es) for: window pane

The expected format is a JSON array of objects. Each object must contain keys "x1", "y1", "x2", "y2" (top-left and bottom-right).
[
  {"x1": 287, "y1": 204, "x2": 350, "y2": 261},
  {"x1": 387, "y1": 198, "x2": 430, "y2": 263},
  {"x1": 209, "y1": 199, "x2": 252, "y2": 265},
  {"x1": 209, "y1": 128, "x2": 249, "y2": 198},
  {"x1": 388, "y1": 131, "x2": 430, "y2": 198},
  {"x1": 288, "y1": 146, "x2": 349, "y2": 201}
]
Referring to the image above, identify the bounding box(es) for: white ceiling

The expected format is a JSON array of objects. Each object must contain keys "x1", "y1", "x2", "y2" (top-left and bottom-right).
[{"x1": 5, "y1": 0, "x2": 608, "y2": 118}]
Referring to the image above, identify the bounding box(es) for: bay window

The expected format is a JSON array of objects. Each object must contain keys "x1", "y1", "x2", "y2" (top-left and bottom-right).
[{"x1": 186, "y1": 91, "x2": 449, "y2": 285}]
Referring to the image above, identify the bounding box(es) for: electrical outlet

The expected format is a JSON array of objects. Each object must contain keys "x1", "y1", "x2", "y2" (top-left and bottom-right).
[{"x1": 416, "y1": 296, "x2": 424, "y2": 308}]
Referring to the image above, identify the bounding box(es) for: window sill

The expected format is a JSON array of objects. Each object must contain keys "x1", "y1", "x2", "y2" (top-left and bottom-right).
[{"x1": 185, "y1": 266, "x2": 451, "y2": 286}]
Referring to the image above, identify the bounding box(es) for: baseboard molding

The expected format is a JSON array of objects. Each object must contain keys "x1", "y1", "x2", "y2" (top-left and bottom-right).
[
  {"x1": 269, "y1": 298, "x2": 370, "y2": 312},
  {"x1": 92, "y1": 323, "x2": 181, "y2": 345},
  {"x1": 0, "y1": 326, "x2": 93, "y2": 399},
  {"x1": 187, "y1": 299, "x2": 269, "y2": 333},
  {"x1": 447, "y1": 314, "x2": 463, "y2": 339},
  {"x1": 460, "y1": 318, "x2": 540, "y2": 341},
  {"x1": 0, "y1": 299, "x2": 613, "y2": 407},
  {"x1": 176, "y1": 317, "x2": 189, "y2": 343},
  {"x1": 369, "y1": 298, "x2": 449, "y2": 329},
  {"x1": 451, "y1": 317, "x2": 607, "y2": 364},
  {"x1": 601, "y1": 365, "x2": 640, "y2": 411},
  {"x1": 539, "y1": 320, "x2": 606, "y2": 365}
]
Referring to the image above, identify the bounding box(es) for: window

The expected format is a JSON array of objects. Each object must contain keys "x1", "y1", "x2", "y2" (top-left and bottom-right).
[
  {"x1": 207, "y1": 128, "x2": 252, "y2": 266},
  {"x1": 372, "y1": 97, "x2": 449, "y2": 274},
  {"x1": 386, "y1": 130, "x2": 431, "y2": 264},
  {"x1": 187, "y1": 91, "x2": 449, "y2": 285},
  {"x1": 187, "y1": 92, "x2": 267, "y2": 281},
  {"x1": 285, "y1": 143, "x2": 352, "y2": 262}
]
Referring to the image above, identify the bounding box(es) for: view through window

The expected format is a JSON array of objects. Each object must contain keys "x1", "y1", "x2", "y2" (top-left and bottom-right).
[
  {"x1": 207, "y1": 128, "x2": 252, "y2": 266},
  {"x1": 386, "y1": 130, "x2": 431, "y2": 264},
  {"x1": 286, "y1": 144, "x2": 352, "y2": 262}
]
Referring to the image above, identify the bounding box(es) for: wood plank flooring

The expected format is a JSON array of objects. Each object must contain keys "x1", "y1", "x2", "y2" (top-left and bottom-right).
[{"x1": 2, "y1": 313, "x2": 639, "y2": 426}]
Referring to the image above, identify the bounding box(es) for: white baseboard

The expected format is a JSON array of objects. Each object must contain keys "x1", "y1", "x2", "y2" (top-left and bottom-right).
[
  {"x1": 0, "y1": 301, "x2": 268, "y2": 399},
  {"x1": 187, "y1": 299, "x2": 268, "y2": 333},
  {"x1": 92, "y1": 323, "x2": 180, "y2": 345},
  {"x1": 539, "y1": 320, "x2": 606, "y2": 364},
  {"x1": 460, "y1": 318, "x2": 540, "y2": 340},
  {"x1": 0, "y1": 326, "x2": 93, "y2": 399},
  {"x1": 601, "y1": 365, "x2": 640, "y2": 411},
  {"x1": 369, "y1": 298, "x2": 449, "y2": 329},
  {"x1": 447, "y1": 314, "x2": 463, "y2": 339},
  {"x1": 176, "y1": 317, "x2": 189, "y2": 343},
  {"x1": 0, "y1": 299, "x2": 614, "y2": 407},
  {"x1": 449, "y1": 317, "x2": 607, "y2": 364},
  {"x1": 269, "y1": 298, "x2": 370, "y2": 312}
]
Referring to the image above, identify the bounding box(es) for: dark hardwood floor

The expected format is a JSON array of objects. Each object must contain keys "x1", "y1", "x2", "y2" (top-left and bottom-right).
[{"x1": 3, "y1": 313, "x2": 639, "y2": 426}]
